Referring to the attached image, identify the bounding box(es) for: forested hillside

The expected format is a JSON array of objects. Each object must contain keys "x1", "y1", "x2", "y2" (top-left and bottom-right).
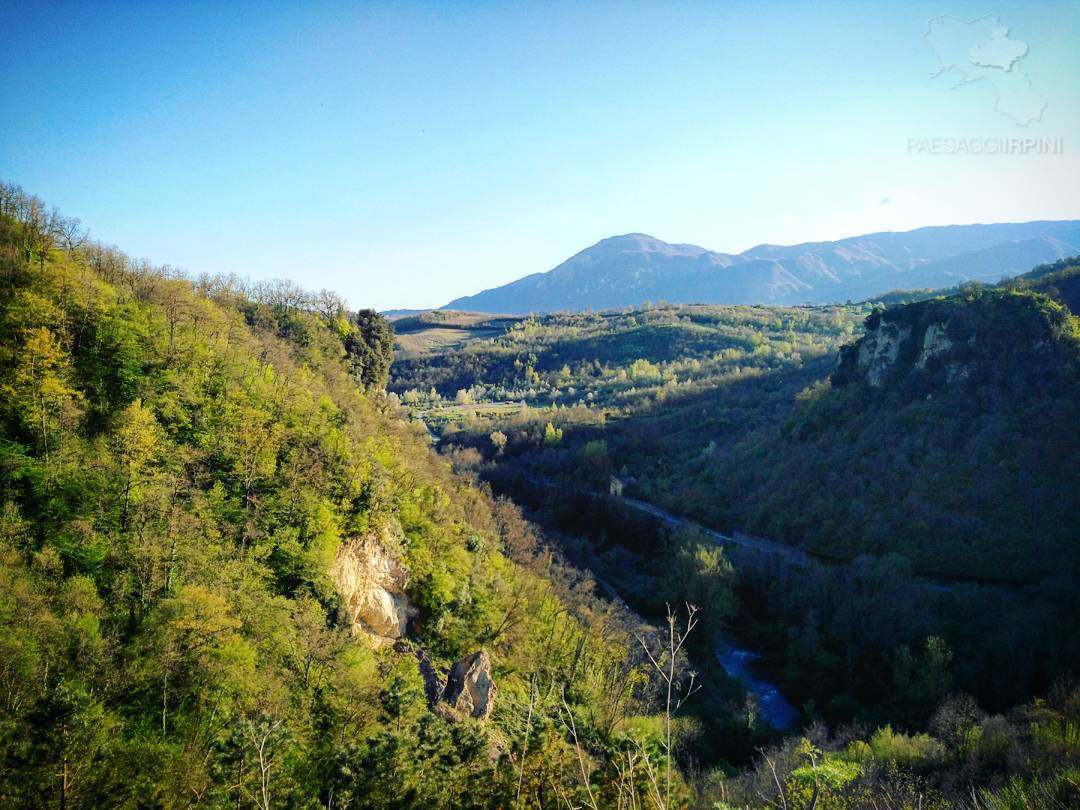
[
  {"x1": 392, "y1": 302, "x2": 863, "y2": 413},
  {"x1": 0, "y1": 184, "x2": 737, "y2": 808},
  {"x1": 3, "y1": 185, "x2": 1079, "y2": 808}
]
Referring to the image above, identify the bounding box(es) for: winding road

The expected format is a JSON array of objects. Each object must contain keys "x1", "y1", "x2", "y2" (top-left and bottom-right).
[
  {"x1": 617, "y1": 495, "x2": 816, "y2": 568},
  {"x1": 612, "y1": 493, "x2": 966, "y2": 593},
  {"x1": 518, "y1": 473, "x2": 965, "y2": 592}
]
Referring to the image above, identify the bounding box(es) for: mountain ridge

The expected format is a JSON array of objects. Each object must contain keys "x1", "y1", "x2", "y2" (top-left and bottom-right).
[{"x1": 443, "y1": 219, "x2": 1080, "y2": 313}]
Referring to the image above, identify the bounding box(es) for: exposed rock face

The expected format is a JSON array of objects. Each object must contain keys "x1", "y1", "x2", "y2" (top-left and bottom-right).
[
  {"x1": 915, "y1": 321, "x2": 953, "y2": 369},
  {"x1": 330, "y1": 525, "x2": 413, "y2": 640},
  {"x1": 832, "y1": 292, "x2": 1069, "y2": 393},
  {"x1": 855, "y1": 319, "x2": 912, "y2": 386},
  {"x1": 835, "y1": 305, "x2": 959, "y2": 389},
  {"x1": 443, "y1": 650, "x2": 496, "y2": 720}
]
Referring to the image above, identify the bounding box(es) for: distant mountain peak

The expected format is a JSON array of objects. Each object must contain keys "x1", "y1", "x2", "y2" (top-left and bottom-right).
[
  {"x1": 582, "y1": 233, "x2": 716, "y2": 260},
  {"x1": 441, "y1": 220, "x2": 1080, "y2": 313},
  {"x1": 602, "y1": 232, "x2": 657, "y2": 242}
]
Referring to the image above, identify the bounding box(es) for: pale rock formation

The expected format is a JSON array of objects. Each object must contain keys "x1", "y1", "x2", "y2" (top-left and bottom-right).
[
  {"x1": 330, "y1": 524, "x2": 413, "y2": 640},
  {"x1": 443, "y1": 650, "x2": 496, "y2": 720},
  {"x1": 856, "y1": 320, "x2": 912, "y2": 386},
  {"x1": 915, "y1": 321, "x2": 954, "y2": 369}
]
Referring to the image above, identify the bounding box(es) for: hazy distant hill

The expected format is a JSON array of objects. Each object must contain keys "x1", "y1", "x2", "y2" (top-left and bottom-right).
[{"x1": 443, "y1": 221, "x2": 1080, "y2": 312}]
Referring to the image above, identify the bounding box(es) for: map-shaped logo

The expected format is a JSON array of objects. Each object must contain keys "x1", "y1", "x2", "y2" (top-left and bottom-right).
[{"x1": 923, "y1": 13, "x2": 1046, "y2": 125}]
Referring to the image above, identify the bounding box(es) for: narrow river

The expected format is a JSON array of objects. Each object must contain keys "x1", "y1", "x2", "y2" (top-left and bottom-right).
[
  {"x1": 592, "y1": 560, "x2": 800, "y2": 730},
  {"x1": 715, "y1": 644, "x2": 799, "y2": 731}
]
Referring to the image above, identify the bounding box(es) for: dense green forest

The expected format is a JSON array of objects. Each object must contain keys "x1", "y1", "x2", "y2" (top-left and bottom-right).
[{"x1": 2, "y1": 185, "x2": 1079, "y2": 808}]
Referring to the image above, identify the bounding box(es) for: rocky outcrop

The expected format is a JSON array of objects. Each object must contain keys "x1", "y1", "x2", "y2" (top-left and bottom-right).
[
  {"x1": 834, "y1": 305, "x2": 963, "y2": 389},
  {"x1": 443, "y1": 650, "x2": 496, "y2": 720},
  {"x1": 914, "y1": 321, "x2": 953, "y2": 369},
  {"x1": 832, "y1": 291, "x2": 1070, "y2": 393},
  {"x1": 855, "y1": 319, "x2": 912, "y2": 386},
  {"x1": 330, "y1": 523, "x2": 413, "y2": 640},
  {"x1": 389, "y1": 643, "x2": 497, "y2": 721}
]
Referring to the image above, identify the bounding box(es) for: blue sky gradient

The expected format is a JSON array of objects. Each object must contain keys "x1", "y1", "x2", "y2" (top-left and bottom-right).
[{"x1": 2, "y1": 1, "x2": 1078, "y2": 309}]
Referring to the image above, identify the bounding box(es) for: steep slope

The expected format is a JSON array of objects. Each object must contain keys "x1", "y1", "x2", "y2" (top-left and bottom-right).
[
  {"x1": 737, "y1": 283, "x2": 1080, "y2": 579},
  {"x1": 444, "y1": 221, "x2": 1080, "y2": 313},
  {"x1": 0, "y1": 187, "x2": 673, "y2": 807}
]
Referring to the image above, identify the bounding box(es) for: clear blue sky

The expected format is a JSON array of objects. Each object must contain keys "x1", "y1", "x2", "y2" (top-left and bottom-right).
[{"x1": 2, "y1": 1, "x2": 1078, "y2": 310}]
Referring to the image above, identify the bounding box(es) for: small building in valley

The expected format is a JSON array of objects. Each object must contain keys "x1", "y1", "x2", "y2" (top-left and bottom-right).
[{"x1": 609, "y1": 476, "x2": 637, "y2": 497}]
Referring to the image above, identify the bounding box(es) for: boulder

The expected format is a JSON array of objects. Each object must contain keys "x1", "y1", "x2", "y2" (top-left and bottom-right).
[{"x1": 443, "y1": 650, "x2": 496, "y2": 720}]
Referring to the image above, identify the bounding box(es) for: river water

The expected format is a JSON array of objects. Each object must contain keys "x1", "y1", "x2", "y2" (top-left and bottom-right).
[{"x1": 715, "y1": 645, "x2": 799, "y2": 731}]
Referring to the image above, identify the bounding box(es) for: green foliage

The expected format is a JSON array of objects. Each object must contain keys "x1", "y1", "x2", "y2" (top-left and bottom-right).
[
  {"x1": 345, "y1": 308, "x2": 395, "y2": 390},
  {"x1": 657, "y1": 529, "x2": 736, "y2": 620},
  {"x1": 543, "y1": 421, "x2": 563, "y2": 446},
  {"x1": 394, "y1": 248, "x2": 1080, "y2": 802},
  {"x1": 853, "y1": 725, "x2": 945, "y2": 765},
  {"x1": 0, "y1": 185, "x2": 665, "y2": 806},
  {"x1": 789, "y1": 758, "x2": 861, "y2": 794}
]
